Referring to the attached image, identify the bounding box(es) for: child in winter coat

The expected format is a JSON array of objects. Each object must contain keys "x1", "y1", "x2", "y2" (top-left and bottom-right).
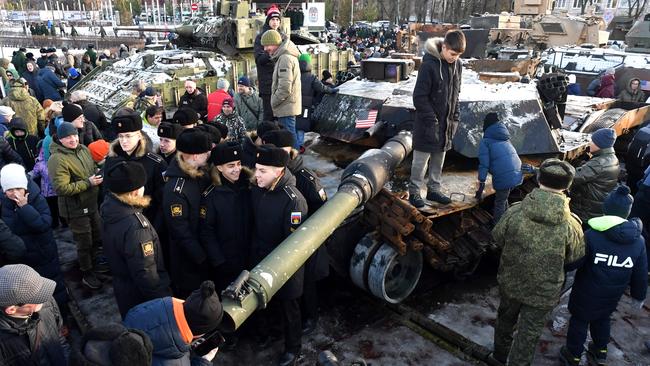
[
  {"x1": 560, "y1": 184, "x2": 648, "y2": 366},
  {"x1": 475, "y1": 113, "x2": 523, "y2": 223}
]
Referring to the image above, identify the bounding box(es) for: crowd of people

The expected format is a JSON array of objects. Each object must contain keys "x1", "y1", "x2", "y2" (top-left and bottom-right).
[{"x1": 0, "y1": 6, "x2": 342, "y2": 366}]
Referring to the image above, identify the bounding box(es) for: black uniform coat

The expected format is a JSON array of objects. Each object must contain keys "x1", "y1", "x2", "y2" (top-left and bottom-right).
[
  {"x1": 100, "y1": 193, "x2": 171, "y2": 317},
  {"x1": 287, "y1": 152, "x2": 329, "y2": 282},
  {"x1": 199, "y1": 167, "x2": 253, "y2": 291},
  {"x1": 162, "y1": 155, "x2": 211, "y2": 295},
  {"x1": 412, "y1": 38, "x2": 462, "y2": 153},
  {"x1": 104, "y1": 135, "x2": 167, "y2": 228},
  {"x1": 178, "y1": 88, "x2": 208, "y2": 122},
  {"x1": 250, "y1": 169, "x2": 308, "y2": 300}
]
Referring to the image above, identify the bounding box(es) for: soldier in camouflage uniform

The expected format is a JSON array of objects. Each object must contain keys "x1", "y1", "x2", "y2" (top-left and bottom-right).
[{"x1": 491, "y1": 158, "x2": 585, "y2": 366}]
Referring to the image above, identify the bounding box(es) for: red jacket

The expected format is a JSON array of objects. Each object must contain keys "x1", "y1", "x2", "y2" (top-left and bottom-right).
[
  {"x1": 207, "y1": 89, "x2": 230, "y2": 121},
  {"x1": 596, "y1": 74, "x2": 616, "y2": 98}
]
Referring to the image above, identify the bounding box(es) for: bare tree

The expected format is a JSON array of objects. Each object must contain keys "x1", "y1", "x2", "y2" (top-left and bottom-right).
[{"x1": 627, "y1": 0, "x2": 650, "y2": 20}]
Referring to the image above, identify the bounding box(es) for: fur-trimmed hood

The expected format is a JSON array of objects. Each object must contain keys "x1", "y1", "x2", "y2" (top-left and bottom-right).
[
  {"x1": 424, "y1": 38, "x2": 444, "y2": 60},
  {"x1": 210, "y1": 165, "x2": 253, "y2": 187},
  {"x1": 111, "y1": 192, "x2": 151, "y2": 209},
  {"x1": 101, "y1": 192, "x2": 151, "y2": 226},
  {"x1": 108, "y1": 131, "x2": 152, "y2": 158}
]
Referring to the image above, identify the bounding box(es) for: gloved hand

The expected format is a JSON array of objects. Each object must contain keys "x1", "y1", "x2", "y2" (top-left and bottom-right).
[
  {"x1": 475, "y1": 182, "x2": 485, "y2": 200},
  {"x1": 201, "y1": 347, "x2": 219, "y2": 361},
  {"x1": 521, "y1": 163, "x2": 537, "y2": 175}
]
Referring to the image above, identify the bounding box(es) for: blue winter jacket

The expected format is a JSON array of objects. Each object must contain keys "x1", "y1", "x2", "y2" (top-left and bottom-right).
[
  {"x1": 568, "y1": 216, "x2": 648, "y2": 320},
  {"x1": 123, "y1": 297, "x2": 210, "y2": 366},
  {"x1": 567, "y1": 83, "x2": 582, "y2": 96},
  {"x1": 37, "y1": 67, "x2": 65, "y2": 101},
  {"x1": 0, "y1": 179, "x2": 67, "y2": 306},
  {"x1": 477, "y1": 122, "x2": 523, "y2": 190}
]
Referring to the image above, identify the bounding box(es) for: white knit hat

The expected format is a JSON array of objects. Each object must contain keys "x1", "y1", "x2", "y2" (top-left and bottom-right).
[
  {"x1": 0, "y1": 106, "x2": 14, "y2": 118},
  {"x1": 0, "y1": 164, "x2": 28, "y2": 191}
]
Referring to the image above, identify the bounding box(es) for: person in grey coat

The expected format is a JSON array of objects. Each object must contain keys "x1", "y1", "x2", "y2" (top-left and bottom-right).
[{"x1": 234, "y1": 76, "x2": 264, "y2": 131}]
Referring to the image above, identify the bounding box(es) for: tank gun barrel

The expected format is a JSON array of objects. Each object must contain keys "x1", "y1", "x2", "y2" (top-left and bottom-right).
[
  {"x1": 220, "y1": 131, "x2": 413, "y2": 332},
  {"x1": 113, "y1": 25, "x2": 195, "y2": 37}
]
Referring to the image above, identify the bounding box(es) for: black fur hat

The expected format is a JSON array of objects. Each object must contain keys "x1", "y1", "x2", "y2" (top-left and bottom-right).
[{"x1": 256, "y1": 144, "x2": 289, "y2": 167}]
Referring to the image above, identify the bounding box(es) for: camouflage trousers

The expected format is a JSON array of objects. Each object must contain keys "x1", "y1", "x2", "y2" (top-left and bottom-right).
[{"x1": 493, "y1": 291, "x2": 552, "y2": 366}]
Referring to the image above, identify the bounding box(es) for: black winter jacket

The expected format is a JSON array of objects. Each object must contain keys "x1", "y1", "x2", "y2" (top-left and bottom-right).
[
  {"x1": 0, "y1": 298, "x2": 66, "y2": 366},
  {"x1": 199, "y1": 168, "x2": 253, "y2": 290},
  {"x1": 287, "y1": 153, "x2": 329, "y2": 282},
  {"x1": 162, "y1": 156, "x2": 211, "y2": 295},
  {"x1": 78, "y1": 120, "x2": 103, "y2": 147},
  {"x1": 254, "y1": 24, "x2": 276, "y2": 96},
  {"x1": 100, "y1": 193, "x2": 171, "y2": 317},
  {"x1": 0, "y1": 218, "x2": 25, "y2": 266},
  {"x1": 412, "y1": 38, "x2": 462, "y2": 153},
  {"x1": 76, "y1": 100, "x2": 113, "y2": 141},
  {"x1": 1, "y1": 180, "x2": 67, "y2": 308},
  {"x1": 178, "y1": 89, "x2": 208, "y2": 122},
  {"x1": 251, "y1": 170, "x2": 307, "y2": 299},
  {"x1": 6, "y1": 132, "x2": 38, "y2": 172},
  {"x1": 569, "y1": 216, "x2": 648, "y2": 320},
  {"x1": 570, "y1": 147, "x2": 620, "y2": 222},
  {"x1": 105, "y1": 137, "x2": 167, "y2": 227},
  {"x1": 0, "y1": 137, "x2": 23, "y2": 171},
  {"x1": 297, "y1": 60, "x2": 336, "y2": 131}
]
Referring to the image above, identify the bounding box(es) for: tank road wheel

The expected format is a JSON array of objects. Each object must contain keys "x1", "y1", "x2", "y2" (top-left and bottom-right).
[
  {"x1": 350, "y1": 232, "x2": 383, "y2": 292},
  {"x1": 350, "y1": 232, "x2": 423, "y2": 303},
  {"x1": 367, "y1": 244, "x2": 423, "y2": 303}
]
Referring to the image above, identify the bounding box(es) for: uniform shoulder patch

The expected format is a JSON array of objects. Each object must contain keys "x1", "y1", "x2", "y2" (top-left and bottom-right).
[
  {"x1": 146, "y1": 152, "x2": 164, "y2": 164},
  {"x1": 290, "y1": 211, "x2": 302, "y2": 225},
  {"x1": 134, "y1": 212, "x2": 150, "y2": 228},
  {"x1": 173, "y1": 178, "x2": 185, "y2": 194},
  {"x1": 141, "y1": 241, "x2": 155, "y2": 257},
  {"x1": 299, "y1": 168, "x2": 317, "y2": 182},
  {"x1": 283, "y1": 186, "x2": 300, "y2": 200},
  {"x1": 199, "y1": 205, "x2": 207, "y2": 219},
  {"x1": 170, "y1": 204, "x2": 183, "y2": 217},
  {"x1": 202, "y1": 185, "x2": 215, "y2": 197}
]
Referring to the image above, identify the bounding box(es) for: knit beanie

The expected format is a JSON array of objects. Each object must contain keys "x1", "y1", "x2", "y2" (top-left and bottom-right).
[
  {"x1": 144, "y1": 86, "x2": 156, "y2": 97},
  {"x1": 105, "y1": 161, "x2": 147, "y2": 194},
  {"x1": 256, "y1": 144, "x2": 289, "y2": 167},
  {"x1": 88, "y1": 139, "x2": 111, "y2": 162},
  {"x1": 57, "y1": 121, "x2": 79, "y2": 139},
  {"x1": 591, "y1": 128, "x2": 616, "y2": 149},
  {"x1": 537, "y1": 158, "x2": 575, "y2": 190},
  {"x1": 0, "y1": 164, "x2": 28, "y2": 191},
  {"x1": 483, "y1": 112, "x2": 499, "y2": 131},
  {"x1": 237, "y1": 76, "x2": 251, "y2": 87},
  {"x1": 222, "y1": 97, "x2": 234, "y2": 108},
  {"x1": 62, "y1": 103, "x2": 83, "y2": 123},
  {"x1": 216, "y1": 78, "x2": 229, "y2": 91},
  {"x1": 298, "y1": 53, "x2": 312, "y2": 64},
  {"x1": 183, "y1": 281, "x2": 223, "y2": 335},
  {"x1": 602, "y1": 184, "x2": 634, "y2": 219},
  {"x1": 266, "y1": 5, "x2": 281, "y2": 19},
  {"x1": 261, "y1": 30, "x2": 283, "y2": 46},
  {"x1": 42, "y1": 99, "x2": 54, "y2": 109}
]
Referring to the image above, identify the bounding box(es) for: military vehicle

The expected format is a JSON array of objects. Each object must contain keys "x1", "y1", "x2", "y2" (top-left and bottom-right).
[
  {"x1": 625, "y1": 13, "x2": 650, "y2": 53},
  {"x1": 71, "y1": 0, "x2": 352, "y2": 118}
]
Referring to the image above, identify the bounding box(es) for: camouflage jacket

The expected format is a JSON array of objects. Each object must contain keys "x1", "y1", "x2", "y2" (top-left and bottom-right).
[
  {"x1": 0, "y1": 87, "x2": 45, "y2": 136},
  {"x1": 214, "y1": 112, "x2": 247, "y2": 143},
  {"x1": 493, "y1": 188, "x2": 585, "y2": 308}
]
